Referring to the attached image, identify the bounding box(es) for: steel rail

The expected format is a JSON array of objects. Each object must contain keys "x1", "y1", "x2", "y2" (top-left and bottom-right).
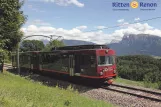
[
  {"x1": 102, "y1": 84, "x2": 161, "y2": 102},
  {"x1": 111, "y1": 84, "x2": 161, "y2": 96}
]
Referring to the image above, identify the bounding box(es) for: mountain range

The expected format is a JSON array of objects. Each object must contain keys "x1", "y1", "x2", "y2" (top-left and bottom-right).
[
  {"x1": 109, "y1": 34, "x2": 161, "y2": 56},
  {"x1": 42, "y1": 34, "x2": 161, "y2": 56}
]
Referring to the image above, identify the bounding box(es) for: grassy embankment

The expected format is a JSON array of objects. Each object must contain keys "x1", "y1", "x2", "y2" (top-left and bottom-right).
[
  {"x1": 115, "y1": 77, "x2": 144, "y2": 87},
  {"x1": 115, "y1": 77, "x2": 160, "y2": 89},
  {"x1": 0, "y1": 72, "x2": 114, "y2": 107}
]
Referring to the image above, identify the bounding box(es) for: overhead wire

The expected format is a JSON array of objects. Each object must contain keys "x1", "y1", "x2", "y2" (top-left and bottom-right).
[{"x1": 84, "y1": 16, "x2": 161, "y2": 32}]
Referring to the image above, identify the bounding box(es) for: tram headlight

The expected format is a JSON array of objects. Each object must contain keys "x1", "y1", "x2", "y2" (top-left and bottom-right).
[
  {"x1": 114, "y1": 70, "x2": 116, "y2": 74},
  {"x1": 105, "y1": 50, "x2": 108, "y2": 54},
  {"x1": 104, "y1": 68, "x2": 108, "y2": 72},
  {"x1": 100, "y1": 71, "x2": 103, "y2": 75}
]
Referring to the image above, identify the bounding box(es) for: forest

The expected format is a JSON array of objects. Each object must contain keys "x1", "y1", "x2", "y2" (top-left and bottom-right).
[{"x1": 117, "y1": 55, "x2": 161, "y2": 89}]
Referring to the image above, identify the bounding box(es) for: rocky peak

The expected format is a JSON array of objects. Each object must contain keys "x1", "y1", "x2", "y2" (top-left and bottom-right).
[
  {"x1": 121, "y1": 34, "x2": 161, "y2": 45},
  {"x1": 108, "y1": 34, "x2": 161, "y2": 56}
]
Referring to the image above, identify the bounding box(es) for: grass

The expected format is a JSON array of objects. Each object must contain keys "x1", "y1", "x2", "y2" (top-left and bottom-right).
[
  {"x1": 0, "y1": 72, "x2": 114, "y2": 107},
  {"x1": 115, "y1": 77, "x2": 144, "y2": 87},
  {"x1": 115, "y1": 77, "x2": 160, "y2": 89}
]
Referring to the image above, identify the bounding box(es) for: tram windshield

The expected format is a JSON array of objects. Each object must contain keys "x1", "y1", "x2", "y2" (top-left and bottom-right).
[{"x1": 98, "y1": 56, "x2": 115, "y2": 66}]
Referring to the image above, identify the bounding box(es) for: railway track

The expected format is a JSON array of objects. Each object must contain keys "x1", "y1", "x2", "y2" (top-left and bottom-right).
[{"x1": 102, "y1": 83, "x2": 161, "y2": 102}]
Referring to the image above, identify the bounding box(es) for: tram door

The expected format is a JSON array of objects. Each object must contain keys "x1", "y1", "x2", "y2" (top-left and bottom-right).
[
  {"x1": 74, "y1": 55, "x2": 81, "y2": 75},
  {"x1": 32, "y1": 53, "x2": 39, "y2": 70},
  {"x1": 69, "y1": 55, "x2": 74, "y2": 76}
]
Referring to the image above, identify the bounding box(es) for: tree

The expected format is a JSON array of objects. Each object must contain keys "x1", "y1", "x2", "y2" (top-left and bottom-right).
[
  {"x1": 20, "y1": 40, "x2": 45, "y2": 52},
  {"x1": 43, "y1": 40, "x2": 65, "y2": 51},
  {"x1": 0, "y1": 0, "x2": 26, "y2": 51}
]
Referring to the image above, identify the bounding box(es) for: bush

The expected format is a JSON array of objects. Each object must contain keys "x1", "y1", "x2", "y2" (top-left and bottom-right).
[
  {"x1": 0, "y1": 49, "x2": 11, "y2": 63},
  {"x1": 158, "y1": 82, "x2": 161, "y2": 89}
]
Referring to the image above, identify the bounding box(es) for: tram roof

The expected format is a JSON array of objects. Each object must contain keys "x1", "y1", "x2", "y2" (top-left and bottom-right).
[{"x1": 51, "y1": 45, "x2": 110, "y2": 51}]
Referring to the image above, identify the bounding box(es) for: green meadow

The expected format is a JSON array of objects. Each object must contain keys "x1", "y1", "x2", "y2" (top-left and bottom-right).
[{"x1": 0, "y1": 72, "x2": 114, "y2": 107}]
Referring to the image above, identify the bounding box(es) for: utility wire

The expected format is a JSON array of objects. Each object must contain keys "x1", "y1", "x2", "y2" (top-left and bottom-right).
[{"x1": 85, "y1": 16, "x2": 161, "y2": 32}]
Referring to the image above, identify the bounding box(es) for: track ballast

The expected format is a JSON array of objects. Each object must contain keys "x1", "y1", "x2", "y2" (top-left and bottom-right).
[{"x1": 102, "y1": 83, "x2": 161, "y2": 102}]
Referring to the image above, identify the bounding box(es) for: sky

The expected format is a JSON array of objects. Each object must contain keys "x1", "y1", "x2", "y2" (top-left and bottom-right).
[{"x1": 21, "y1": 0, "x2": 161, "y2": 44}]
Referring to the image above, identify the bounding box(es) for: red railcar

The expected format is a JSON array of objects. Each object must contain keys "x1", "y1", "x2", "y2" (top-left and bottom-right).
[{"x1": 12, "y1": 45, "x2": 117, "y2": 84}]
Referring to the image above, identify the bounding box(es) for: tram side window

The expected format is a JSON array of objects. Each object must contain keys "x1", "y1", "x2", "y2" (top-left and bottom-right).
[
  {"x1": 61, "y1": 54, "x2": 68, "y2": 66},
  {"x1": 20, "y1": 55, "x2": 24, "y2": 63},
  {"x1": 50, "y1": 55, "x2": 53, "y2": 63},
  {"x1": 90, "y1": 55, "x2": 96, "y2": 65},
  {"x1": 44, "y1": 54, "x2": 48, "y2": 63},
  {"x1": 49, "y1": 55, "x2": 52, "y2": 63},
  {"x1": 47, "y1": 54, "x2": 61, "y2": 63},
  {"x1": 23, "y1": 55, "x2": 26, "y2": 63},
  {"x1": 53, "y1": 54, "x2": 61, "y2": 62},
  {"x1": 44, "y1": 54, "x2": 51, "y2": 63},
  {"x1": 47, "y1": 55, "x2": 50, "y2": 63},
  {"x1": 12, "y1": 56, "x2": 15, "y2": 62},
  {"x1": 42, "y1": 54, "x2": 60, "y2": 63},
  {"x1": 42, "y1": 54, "x2": 47, "y2": 63},
  {"x1": 80, "y1": 55, "x2": 91, "y2": 66},
  {"x1": 42, "y1": 54, "x2": 45, "y2": 62}
]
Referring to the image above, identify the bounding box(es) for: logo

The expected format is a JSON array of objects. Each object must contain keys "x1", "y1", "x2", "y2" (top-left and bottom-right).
[
  {"x1": 112, "y1": 0, "x2": 157, "y2": 11},
  {"x1": 130, "y1": 0, "x2": 139, "y2": 8}
]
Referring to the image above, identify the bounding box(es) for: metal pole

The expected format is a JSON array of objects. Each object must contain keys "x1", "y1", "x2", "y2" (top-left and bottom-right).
[
  {"x1": 16, "y1": 42, "x2": 20, "y2": 74},
  {"x1": 0, "y1": 54, "x2": 4, "y2": 73},
  {"x1": 2, "y1": 55, "x2": 4, "y2": 73}
]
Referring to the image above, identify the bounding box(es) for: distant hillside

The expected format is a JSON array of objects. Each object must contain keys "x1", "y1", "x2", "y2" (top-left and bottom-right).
[
  {"x1": 108, "y1": 34, "x2": 161, "y2": 56},
  {"x1": 42, "y1": 39, "x2": 96, "y2": 46},
  {"x1": 41, "y1": 39, "x2": 49, "y2": 45},
  {"x1": 63, "y1": 39, "x2": 96, "y2": 46}
]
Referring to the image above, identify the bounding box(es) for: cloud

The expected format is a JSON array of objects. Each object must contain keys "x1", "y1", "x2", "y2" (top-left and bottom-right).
[
  {"x1": 21, "y1": 25, "x2": 110, "y2": 44},
  {"x1": 27, "y1": 4, "x2": 45, "y2": 12},
  {"x1": 134, "y1": 18, "x2": 140, "y2": 21},
  {"x1": 119, "y1": 22, "x2": 129, "y2": 27},
  {"x1": 28, "y1": 4, "x2": 33, "y2": 8},
  {"x1": 43, "y1": 0, "x2": 84, "y2": 7},
  {"x1": 95, "y1": 26, "x2": 106, "y2": 29},
  {"x1": 117, "y1": 19, "x2": 124, "y2": 23},
  {"x1": 109, "y1": 23, "x2": 158, "y2": 42},
  {"x1": 21, "y1": 23, "x2": 161, "y2": 44},
  {"x1": 75, "y1": 26, "x2": 87, "y2": 30},
  {"x1": 27, "y1": 19, "x2": 51, "y2": 26},
  {"x1": 128, "y1": 23, "x2": 153, "y2": 31}
]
